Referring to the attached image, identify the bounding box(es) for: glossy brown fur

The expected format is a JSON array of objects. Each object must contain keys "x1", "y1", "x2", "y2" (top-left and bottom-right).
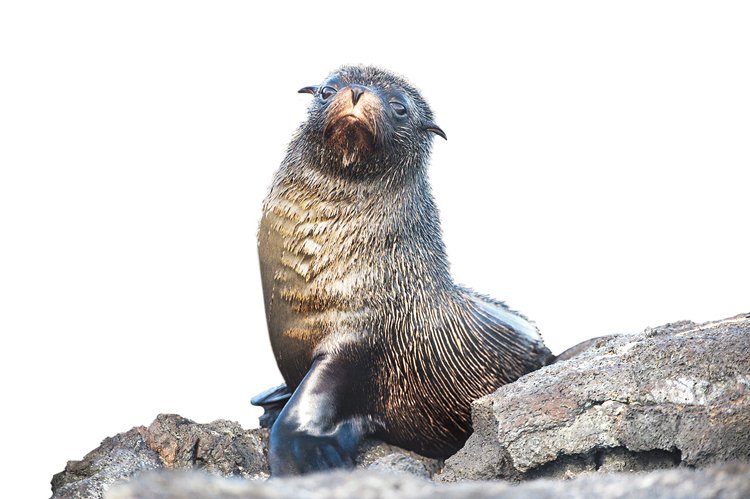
[{"x1": 258, "y1": 66, "x2": 552, "y2": 457}]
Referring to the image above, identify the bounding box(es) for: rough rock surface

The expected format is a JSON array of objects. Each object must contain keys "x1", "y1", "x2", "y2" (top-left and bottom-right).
[
  {"x1": 107, "y1": 462, "x2": 750, "y2": 499},
  {"x1": 51, "y1": 314, "x2": 750, "y2": 498},
  {"x1": 50, "y1": 426, "x2": 162, "y2": 499},
  {"x1": 356, "y1": 440, "x2": 443, "y2": 478},
  {"x1": 438, "y1": 314, "x2": 750, "y2": 482},
  {"x1": 51, "y1": 414, "x2": 270, "y2": 499},
  {"x1": 51, "y1": 414, "x2": 440, "y2": 498}
]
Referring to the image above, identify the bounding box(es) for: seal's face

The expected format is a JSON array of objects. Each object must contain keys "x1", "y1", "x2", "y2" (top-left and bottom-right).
[
  {"x1": 321, "y1": 83, "x2": 384, "y2": 163},
  {"x1": 297, "y1": 66, "x2": 446, "y2": 177}
]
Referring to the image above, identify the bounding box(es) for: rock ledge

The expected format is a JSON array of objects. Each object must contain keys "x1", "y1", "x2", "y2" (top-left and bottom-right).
[
  {"x1": 51, "y1": 314, "x2": 750, "y2": 498},
  {"x1": 438, "y1": 314, "x2": 750, "y2": 482}
]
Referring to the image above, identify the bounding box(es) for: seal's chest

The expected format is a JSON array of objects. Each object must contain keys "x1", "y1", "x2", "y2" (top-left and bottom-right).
[
  {"x1": 260, "y1": 193, "x2": 338, "y2": 285},
  {"x1": 258, "y1": 188, "x2": 372, "y2": 374},
  {"x1": 258, "y1": 187, "x2": 367, "y2": 324}
]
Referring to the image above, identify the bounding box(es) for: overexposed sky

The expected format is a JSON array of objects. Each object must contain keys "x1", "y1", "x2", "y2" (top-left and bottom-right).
[{"x1": 1, "y1": 2, "x2": 749, "y2": 497}]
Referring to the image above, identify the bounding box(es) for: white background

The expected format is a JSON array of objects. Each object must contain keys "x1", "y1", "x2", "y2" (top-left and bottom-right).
[{"x1": 1, "y1": 2, "x2": 748, "y2": 497}]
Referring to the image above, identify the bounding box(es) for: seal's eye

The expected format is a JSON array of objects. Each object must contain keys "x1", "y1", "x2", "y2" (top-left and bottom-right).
[
  {"x1": 320, "y1": 86, "x2": 337, "y2": 100},
  {"x1": 390, "y1": 101, "x2": 407, "y2": 116}
]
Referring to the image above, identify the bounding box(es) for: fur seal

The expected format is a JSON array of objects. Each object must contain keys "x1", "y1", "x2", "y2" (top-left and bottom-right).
[{"x1": 252, "y1": 65, "x2": 553, "y2": 476}]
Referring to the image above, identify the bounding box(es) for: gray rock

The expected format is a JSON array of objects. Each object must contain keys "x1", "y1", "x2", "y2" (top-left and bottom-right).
[
  {"x1": 141, "y1": 414, "x2": 269, "y2": 479},
  {"x1": 51, "y1": 427, "x2": 162, "y2": 499},
  {"x1": 51, "y1": 414, "x2": 270, "y2": 499},
  {"x1": 357, "y1": 440, "x2": 443, "y2": 478},
  {"x1": 106, "y1": 462, "x2": 750, "y2": 499},
  {"x1": 52, "y1": 313, "x2": 750, "y2": 498},
  {"x1": 50, "y1": 415, "x2": 437, "y2": 498},
  {"x1": 438, "y1": 314, "x2": 750, "y2": 482}
]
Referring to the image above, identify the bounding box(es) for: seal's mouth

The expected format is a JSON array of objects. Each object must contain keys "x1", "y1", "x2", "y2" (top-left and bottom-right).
[
  {"x1": 323, "y1": 114, "x2": 375, "y2": 144},
  {"x1": 323, "y1": 113, "x2": 377, "y2": 153}
]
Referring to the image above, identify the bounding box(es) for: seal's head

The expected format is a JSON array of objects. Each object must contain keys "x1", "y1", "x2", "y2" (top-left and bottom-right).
[{"x1": 295, "y1": 65, "x2": 445, "y2": 178}]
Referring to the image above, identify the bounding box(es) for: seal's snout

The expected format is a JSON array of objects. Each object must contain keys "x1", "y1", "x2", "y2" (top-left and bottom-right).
[
  {"x1": 322, "y1": 84, "x2": 385, "y2": 159},
  {"x1": 351, "y1": 86, "x2": 364, "y2": 106},
  {"x1": 329, "y1": 85, "x2": 381, "y2": 116}
]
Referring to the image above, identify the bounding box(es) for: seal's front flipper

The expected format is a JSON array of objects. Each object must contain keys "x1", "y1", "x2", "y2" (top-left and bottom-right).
[
  {"x1": 251, "y1": 384, "x2": 292, "y2": 428},
  {"x1": 269, "y1": 355, "x2": 374, "y2": 476}
]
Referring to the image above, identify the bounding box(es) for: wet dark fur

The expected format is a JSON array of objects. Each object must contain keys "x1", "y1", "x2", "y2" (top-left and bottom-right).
[{"x1": 257, "y1": 66, "x2": 553, "y2": 468}]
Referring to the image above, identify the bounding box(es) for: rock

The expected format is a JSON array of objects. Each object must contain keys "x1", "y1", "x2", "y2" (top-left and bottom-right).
[
  {"x1": 356, "y1": 440, "x2": 443, "y2": 478},
  {"x1": 50, "y1": 427, "x2": 161, "y2": 499},
  {"x1": 106, "y1": 462, "x2": 750, "y2": 499},
  {"x1": 52, "y1": 313, "x2": 750, "y2": 497},
  {"x1": 438, "y1": 314, "x2": 750, "y2": 482},
  {"x1": 51, "y1": 414, "x2": 270, "y2": 499},
  {"x1": 141, "y1": 414, "x2": 268, "y2": 479},
  {"x1": 50, "y1": 415, "x2": 438, "y2": 498}
]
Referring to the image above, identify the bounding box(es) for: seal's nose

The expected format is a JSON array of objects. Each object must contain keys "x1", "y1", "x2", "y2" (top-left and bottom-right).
[{"x1": 351, "y1": 86, "x2": 364, "y2": 106}]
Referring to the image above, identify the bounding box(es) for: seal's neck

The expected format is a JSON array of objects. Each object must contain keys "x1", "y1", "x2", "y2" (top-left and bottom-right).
[
  {"x1": 269, "y1": 149, "x2": 453, "y2": 288},
  {"x1": 277, "y1": 149, "x2": 419, "y2": 208}
]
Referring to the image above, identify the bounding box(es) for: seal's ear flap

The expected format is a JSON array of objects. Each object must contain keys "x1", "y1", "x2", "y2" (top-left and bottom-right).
[
  {"x1": 298, "y1": 86, "x2": 319, "y2": 95},
  {"x1": 424, "y1": 122, "x2": 447, "y2": 140}
]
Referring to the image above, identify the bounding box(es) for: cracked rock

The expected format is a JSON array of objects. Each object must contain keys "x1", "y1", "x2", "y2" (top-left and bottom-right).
[
  {"x1": 51, "y1": 313, "x2": 749, "y2": 497},
  {"x1": 50, "y1": 415, "x2": 441, "y2": 498},
  {"x1": 356, "y1": 440, "x2": 443, "y2": 478},
  {"x1": 437, "y1": 314, "x2": 750, "y2": 482},
  {"x1": 51, "y1": 414, "x2": 270, "y2": 499}
]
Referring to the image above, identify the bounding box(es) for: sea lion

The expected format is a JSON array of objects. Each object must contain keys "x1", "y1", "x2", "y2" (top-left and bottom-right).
[{"x1": 252, "y1": 65, "x2": 553, "y2": 476}]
